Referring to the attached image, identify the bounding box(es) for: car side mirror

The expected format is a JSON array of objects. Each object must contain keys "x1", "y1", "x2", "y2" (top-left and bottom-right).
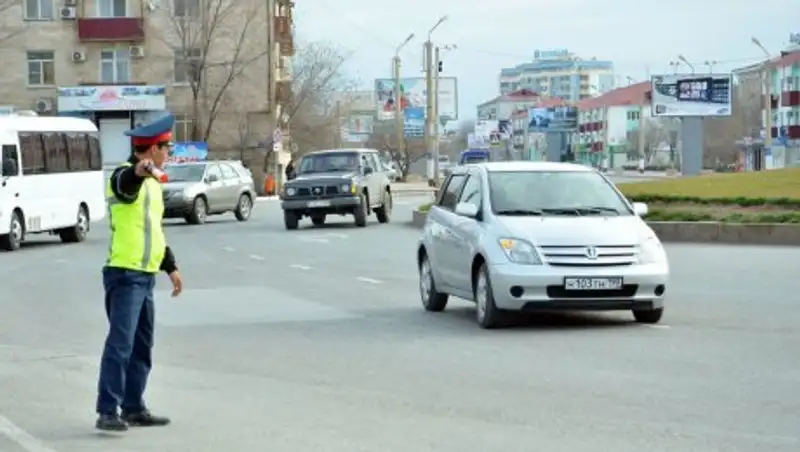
[
  {"x1": 454, "y1": 202, "x2": 479, "y2": 218},
  {"x1": 363, "y1": 166, "x2": 374, "y2": 175},
  {"x1": 206, "y1": 174, "x2": 218, "y2": 183},
  {"x1": 632, "y1": 202, "x2": 648, "y2": 216}
]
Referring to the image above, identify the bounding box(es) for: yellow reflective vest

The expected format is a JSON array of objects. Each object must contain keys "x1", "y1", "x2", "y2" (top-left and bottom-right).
[{"x1": 105, "y1": 163, "x2": 166, "y2": 273}]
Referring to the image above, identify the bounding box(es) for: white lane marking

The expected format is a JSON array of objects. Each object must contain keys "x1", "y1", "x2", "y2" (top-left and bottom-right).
[
  {"x1": 289, "y1": 264, "x2": 312, "y2": 270},
  {"x1": 0, "y1": 414, "x2": 60, "y2": 452},
  {"x1": 223, "y1": 246, "x2": 235, "y2": 252},
  {"x1": 256, "y1": 196, "x2": 278, "y2": 202},
  {"x1": 356, "y1": 277, "x2": 382, "y2": 284},
  {"x1": 644, "y1": 324, "x2": 671, "y2": 329},
  {"x1": 248, "y1": 254, "x2": 265, "y2": 261}
]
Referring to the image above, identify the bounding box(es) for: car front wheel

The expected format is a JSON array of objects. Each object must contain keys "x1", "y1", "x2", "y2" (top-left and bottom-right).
[
  {"x1": 283, "y1": 210, "x2": 299, "y2": 230},
  {"x1": 419, "y1": 253, "x2": 448, "y2": 311},
  {"x1": 475, "y1": 263, "x2": 504, "y2": 329}
]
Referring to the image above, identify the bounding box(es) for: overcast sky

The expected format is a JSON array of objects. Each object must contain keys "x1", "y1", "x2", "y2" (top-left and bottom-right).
[{"x1": 296, "y1": 0, "x2": 797, "y2": 120}]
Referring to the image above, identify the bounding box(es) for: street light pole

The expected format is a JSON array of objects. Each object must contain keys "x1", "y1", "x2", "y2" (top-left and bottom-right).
[
  {"x1": 393, "y1": 33, "x2": 414, "y2": 163},
  {"x1": 752, "y1": 37, "x2": 773, "y2": 148},
  {"x1": 425, "y1": 15, "x2": 447, "y2": 186},
  {"x1": 432, "y1": 44, "x2": 456, "y2": 174}
]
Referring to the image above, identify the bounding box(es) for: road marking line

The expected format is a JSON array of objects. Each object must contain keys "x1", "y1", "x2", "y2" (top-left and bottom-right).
[
  {"x1": 289, "y1": 264, "x2": 312, "y2": 270},
  {"x1": 248, "y1": 254, "x2": 265, "y2": 260},
  {"x1": 645, "y1": 324, "x2": 671, "y2": 329},
  {"x1": 356, "y1": 277, "x2": 382, "y2": 284},
  {"x1": 223, "y1": 246, "x2": 235, "y2": 252},
  {"x1": 0, "y1": 414, "x2": 60, "y2": 452}
]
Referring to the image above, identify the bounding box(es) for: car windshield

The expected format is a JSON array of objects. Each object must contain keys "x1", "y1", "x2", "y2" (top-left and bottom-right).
[
  {"x1": 488, "y1": 170, "x2": 632, "y2": 216},
  {"x1": 164, "y1": 164, "x2": 206, "y2": 182},
  {"x1": 298, "y1": 152, "x2": 359, "y2": 173}
]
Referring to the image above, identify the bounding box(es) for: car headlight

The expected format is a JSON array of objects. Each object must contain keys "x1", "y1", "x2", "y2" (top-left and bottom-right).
[
  {"x1": 340, "y1": 183, "x2": 351, "y2": 193},
  {"x1": 638, "y1": 235, "x2": 667, "y2": 264},
  {"x1": 498, "y1": 238, "x2": 542, "y2": 265},
  {"x1": 285, "y1": 187, "x2": 297, "y2": 196}
]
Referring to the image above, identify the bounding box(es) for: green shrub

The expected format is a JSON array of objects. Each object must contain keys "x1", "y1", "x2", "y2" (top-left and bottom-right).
[
  {"x1": 418, "y1": 202, "x2": 433, "y2": 213},
  {"x1": 645, "y1": 209, "x2": 800, "y2": 224}
]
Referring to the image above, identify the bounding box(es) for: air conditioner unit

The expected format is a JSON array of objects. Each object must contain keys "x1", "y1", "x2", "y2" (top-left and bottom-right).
[
  {"x1": 129, "y1": 45, "x2": 145, "y2": 58},
  {"x1": 71, "y1": 51, "x2": 86, "y2": 63},
  {"x1": 60, "y1": 6, "x2": 76, "y2": 19},
  {"x1": 35, "y1": 98, "x2": 53, "y2": 113},
  {"x1": 64, "y1": 0, "x2": 77, "y2": 5}
]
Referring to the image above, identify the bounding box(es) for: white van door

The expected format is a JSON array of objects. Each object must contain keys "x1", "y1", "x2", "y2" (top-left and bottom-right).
[{"x1": 0, "y1": 142, "x2": 22, "y2": 236}]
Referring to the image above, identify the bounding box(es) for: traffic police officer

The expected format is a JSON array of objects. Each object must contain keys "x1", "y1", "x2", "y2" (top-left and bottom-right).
[{"x1": 96, "y1": 113, "x2": 184, "y2": 431}]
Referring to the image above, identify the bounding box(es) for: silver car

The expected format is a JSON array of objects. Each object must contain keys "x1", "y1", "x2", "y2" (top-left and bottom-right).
[
  {"x1": 416, "y1": 161, "x2": 669, "y2": 329},
  {"x1": 162, "y1": 160, "x2": 256, "y2": 224}
]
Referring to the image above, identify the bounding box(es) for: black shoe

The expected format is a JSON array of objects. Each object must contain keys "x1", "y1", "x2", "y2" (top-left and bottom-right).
[
  {"x1": 96, "y1": 413, "x2": 128, "y2": 431},
  {"x1": 121, "y1": 410, "x2": 171, "y2": 427}
]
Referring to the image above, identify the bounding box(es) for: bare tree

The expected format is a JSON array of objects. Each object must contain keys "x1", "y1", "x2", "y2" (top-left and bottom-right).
[
  {"x1": 286, "y1": 41, "x2": 355, "y2": 153},
  {"x1": 159, "y1": 0, "x2": 268, "y2": 142}
]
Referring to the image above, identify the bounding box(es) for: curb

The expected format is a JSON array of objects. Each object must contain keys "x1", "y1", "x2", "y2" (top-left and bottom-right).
[
  {"x1": 410, "y1": 210, "x2": 800, "y2": 246},
  {"x1": 393, "y1": 189, "x2": 437, "y2": 197}
]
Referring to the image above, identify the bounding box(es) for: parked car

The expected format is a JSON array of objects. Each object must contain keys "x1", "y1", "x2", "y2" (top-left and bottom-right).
[
  {"x1": 280, "y1": 148, "x2": 393, "y2": 229},
  {"x1": 162, "y1": 160, "x2": 255, "y2": 224},
  {"x1": 416, "y1": 161, "x2": 669, "y2": 329}
]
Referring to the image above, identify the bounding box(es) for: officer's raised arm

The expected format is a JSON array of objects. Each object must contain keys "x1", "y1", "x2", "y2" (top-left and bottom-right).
[{"x1": 109, "y1": 164, "x2": 145, "y2": 203}]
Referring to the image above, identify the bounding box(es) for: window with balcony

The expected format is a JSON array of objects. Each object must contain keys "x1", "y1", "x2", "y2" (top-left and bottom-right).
[
  {"x1": 100, "y1": 48, "x2": 130, "y2": 83},
  {"x1": 173, "y1": 49, "x2": 202, "y2": 84},
  {"x1": 97, "y1": 0, "x2": 127, "y2": 17},
  {"x1": 25, "y1": 0, "x2": 54, "y2": 20},
  {"x1": 173, "y1": 115, "x2": 194, "y2": 142},
  {"x1": 173, "y1": 0, "x2": 200, "y2": 17},
  {"x1": 27, "y1": 51, "x2": 55, "y2": 86}
]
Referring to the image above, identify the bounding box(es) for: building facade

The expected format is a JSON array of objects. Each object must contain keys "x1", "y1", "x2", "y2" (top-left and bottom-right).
[
  {"x1": 0, "y1": 0, "x2": 294, "y2": 178},
  {"x1": 476, "y1": 89, "x2": 540, "y2": 121},
  {"x1": 733, "y1": 43, "x2": 800, "y2": 144},
  {"x1": 499, "y1": 50, "x2": 615, "y2": 102}
]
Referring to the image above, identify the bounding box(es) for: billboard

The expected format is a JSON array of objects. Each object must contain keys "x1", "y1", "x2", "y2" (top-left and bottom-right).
[
  {"x1": 346, "y1": 114, "x2": 374, "y2": 135},
  {"x1": 168, "y1": 142, "x2": 208, "y2": 163},
  {"x1": 527, "y1": 106, "x2": 578, "y2": 131},
  {"x1": 650, "y1": 74, "x2": 732, "y2": 117},
  {"x1": 403, "y1": 107, "x2": 425, "y2": 137},
  {"x1": 374, "y1": 77, "x2": 458, "y2": 121}
]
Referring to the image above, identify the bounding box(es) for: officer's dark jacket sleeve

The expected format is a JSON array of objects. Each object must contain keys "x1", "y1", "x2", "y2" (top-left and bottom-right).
[{"x1": 109, "y1": 156, "x2": 179, "y2": 274}]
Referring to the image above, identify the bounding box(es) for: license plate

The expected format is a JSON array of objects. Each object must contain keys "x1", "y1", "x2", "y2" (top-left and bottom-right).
[
  {"x1": 307, "y1": 200, "x2": 331, "y2": 208},
  {"x1": 564, "y1": 277, "x2": 623, "y2": 290}
]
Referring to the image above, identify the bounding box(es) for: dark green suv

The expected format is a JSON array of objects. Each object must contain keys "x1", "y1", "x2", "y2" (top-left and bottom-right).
[{"x1": 279, "y1": 149, "x2": 393, "y2": 229}]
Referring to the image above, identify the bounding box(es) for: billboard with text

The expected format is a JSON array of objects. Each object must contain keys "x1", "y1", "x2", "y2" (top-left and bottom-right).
[{"x1": 650, "y1": 74, "x2": 732, "y2": 117}]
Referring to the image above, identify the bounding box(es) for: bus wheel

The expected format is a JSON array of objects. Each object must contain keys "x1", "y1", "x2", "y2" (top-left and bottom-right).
[
  {"x1": 1, "y1": 210, "x2": 24, "y2": 251},
  {"x1": 59, "y1": 205, "x2": 89, "y2": 243}
]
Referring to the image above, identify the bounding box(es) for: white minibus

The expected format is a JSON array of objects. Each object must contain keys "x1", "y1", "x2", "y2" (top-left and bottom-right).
[{"x1": 0, "y1": 114, "x2": 106, "y2": 251}]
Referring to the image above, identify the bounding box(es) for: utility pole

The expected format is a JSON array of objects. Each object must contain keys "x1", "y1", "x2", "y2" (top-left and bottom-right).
[
  {"x1": 432, "y1": 45, "x2": 440, "y2": 174},
  {"x1": 393, "y1": 33, "x2": 414, "y2": 163},
  {"x1": 425, "y1": 15, "x2": 447, "y2": 187},
  {"x1": 334, "y1": 100, "x2": 342, "y2": 148}
]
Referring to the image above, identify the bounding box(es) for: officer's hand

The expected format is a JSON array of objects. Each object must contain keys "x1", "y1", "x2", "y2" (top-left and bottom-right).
[
  {"x1": 168, "y1": 271, "x2": 183, "y2": 297},
  {"x1": 134, "y1": 159, "x2": 154, "y2": 177}
]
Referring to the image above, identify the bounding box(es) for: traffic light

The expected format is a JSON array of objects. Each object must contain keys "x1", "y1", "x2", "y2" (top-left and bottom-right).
[{"x1": 437, "y1": 61, "x2": 443, "y2": 72}]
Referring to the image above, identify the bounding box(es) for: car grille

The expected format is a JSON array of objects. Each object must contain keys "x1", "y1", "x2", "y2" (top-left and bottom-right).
[
  {"x1": 546, "y1": 284, "x2": 638, "y2": 298},
  {"x1": 540, "y1": 245, "x2": 638, "y2": 267},
  {"x1": 295, "y1": 185, "x2": 341, "y2": 197}
]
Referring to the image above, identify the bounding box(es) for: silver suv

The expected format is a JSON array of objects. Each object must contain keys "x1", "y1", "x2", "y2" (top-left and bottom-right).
[{"x1": 162, "y1": 160, "x2": 256, "y2": 224}]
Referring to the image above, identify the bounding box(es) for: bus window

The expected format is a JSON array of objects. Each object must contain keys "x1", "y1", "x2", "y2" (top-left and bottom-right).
[
  {"x1": 19, "y1": 133, "x2": 45, "y2": 175},
  {"x1": 44, "y1": 132, "x2": 68, "y2": 173},
  {"x1": 1, "y1": 144, "x2": 19, "y2": 176}
]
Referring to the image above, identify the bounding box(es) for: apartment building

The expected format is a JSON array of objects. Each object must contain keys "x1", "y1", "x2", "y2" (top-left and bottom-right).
[
  {"x1": 733, "y1": 42, "x2": 800, "y2": 144},
  {"x1": 0, "y1": 0, "x2": 295, "y2": 172},
  {"x1": 499, "y1": 49, "x2": 615, "y2": 102}
]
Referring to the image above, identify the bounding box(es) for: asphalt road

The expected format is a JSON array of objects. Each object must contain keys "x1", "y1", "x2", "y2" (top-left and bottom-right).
[{"x1": 0, "y1": 195, "x2": 798, "y2": 452}]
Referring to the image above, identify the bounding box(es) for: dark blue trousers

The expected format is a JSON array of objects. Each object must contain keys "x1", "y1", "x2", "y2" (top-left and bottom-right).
[{"x1": 96, "y1": 267, "x2": 156, "y2": 415}]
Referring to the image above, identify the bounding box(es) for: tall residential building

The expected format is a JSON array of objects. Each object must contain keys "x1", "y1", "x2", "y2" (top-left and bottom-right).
[
  {"x1": 499, "y1": 49, "x2": 615, "y2": 103},
  {"x1": 0, "y1": 0, "x2": 294, "y2": 176}
]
